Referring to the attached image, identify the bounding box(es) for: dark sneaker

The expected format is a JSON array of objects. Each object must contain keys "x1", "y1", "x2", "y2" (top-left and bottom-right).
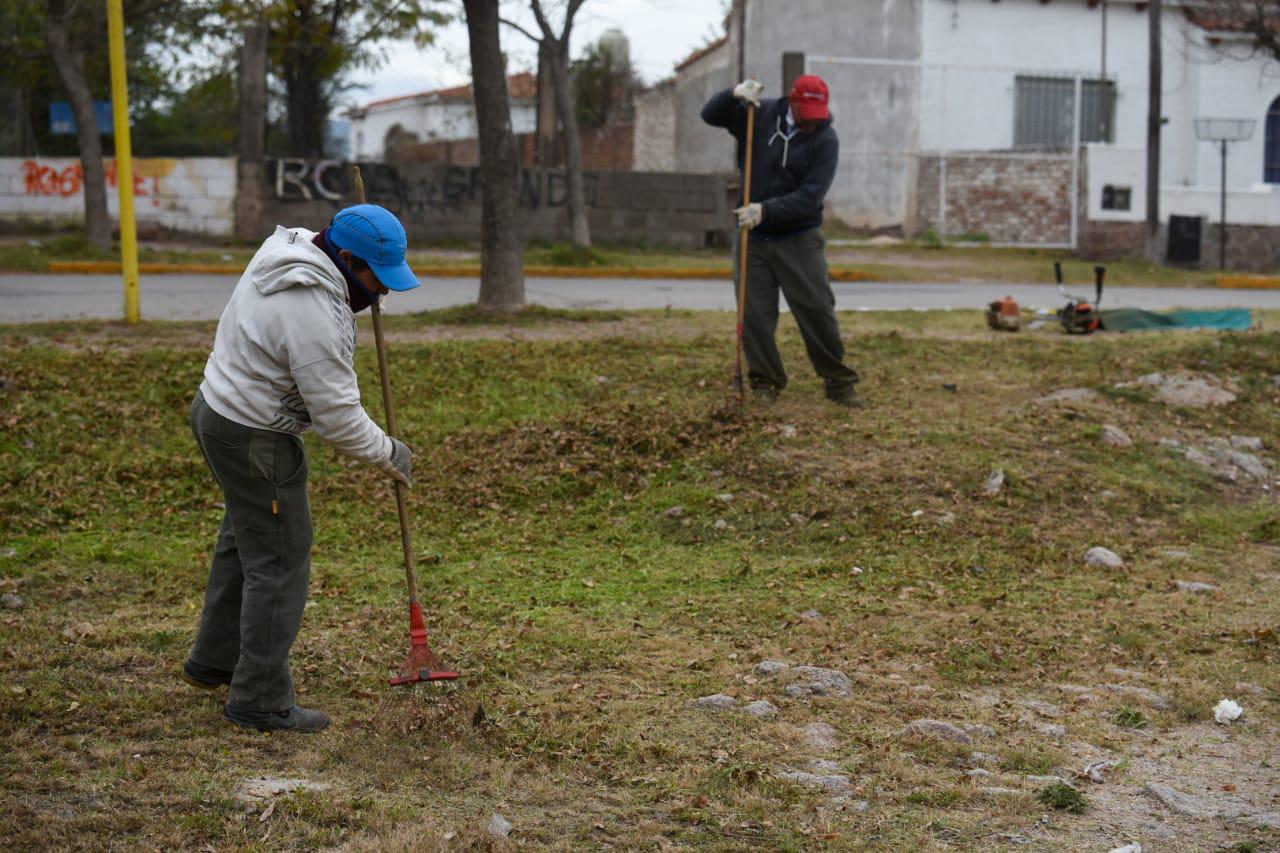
[
  {"x1": 182, "y1": 659, "x2": 233, "y2": 690},
  {"x1": 752, "y1": 384, "x2": 781, "y2": 403},
  {"x1": 826, "y1": 388, "x2": 864, "y2": 409},
  {"x1": 224, "y1": 703, "x2": 331, "y2": 734}
]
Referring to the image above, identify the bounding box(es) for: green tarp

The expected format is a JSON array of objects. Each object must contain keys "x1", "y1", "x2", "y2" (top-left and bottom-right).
[{"x1": 1099, "y1": 308, "x2": 1253, "y2": 332}]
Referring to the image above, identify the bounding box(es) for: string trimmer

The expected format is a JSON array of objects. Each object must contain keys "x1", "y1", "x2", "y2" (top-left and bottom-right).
[
  {"x1": 352, "y1": 166, "x2": 459, "y2": 688},
  {"x1": 1055, "y1": 261, "x2": 1106, "y2": 335}
]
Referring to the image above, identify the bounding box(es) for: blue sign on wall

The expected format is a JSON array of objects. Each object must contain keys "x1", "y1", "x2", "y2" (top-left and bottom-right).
[{"x1": 50, "y1": 101, "x2": 115, "y2": 135}]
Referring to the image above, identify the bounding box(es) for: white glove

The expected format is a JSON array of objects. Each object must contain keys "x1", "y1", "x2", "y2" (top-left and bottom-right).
[
  {"x1": 732, "y1": 78, "x2": 764, "y2": 107},
  {"x1": 378, "y1": 436, "x2": 413, "y2": 488},
  {"x1": 734, "y1": 203, "x2": 763, "y2": 230}
]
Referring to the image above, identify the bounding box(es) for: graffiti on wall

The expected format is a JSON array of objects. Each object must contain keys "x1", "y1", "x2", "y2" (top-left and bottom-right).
[
  {"x1": 21, "y1": 159, "x2": 163, "y2": 205},
  {"x1": 269, "y1": 159, "x2": 599, "y2": 214}
]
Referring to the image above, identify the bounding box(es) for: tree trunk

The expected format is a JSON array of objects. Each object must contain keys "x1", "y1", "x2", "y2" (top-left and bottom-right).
[
  {"x1": 235, "y1": 20, "x2": 269, "y2": 241},
  {"x1": 464, "y1": 0, "x2": 526, "y2": 313},
  {"x1": 44, "y1": 9, "x2": 110, "y2": 249},
  {"x1": 534, "y1": 41, "x2": 559, "y2": 166},
  {"x1": 549, "y1": 45, "x2": 591, "y2": 247},
  {"x1": 284, "y1": 57, "x2": 327, "y2": 158}
]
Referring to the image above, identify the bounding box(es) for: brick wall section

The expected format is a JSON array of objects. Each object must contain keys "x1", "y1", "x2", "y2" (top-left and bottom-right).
[
  {"x1": 393, "y1": 123, "x2": 635, "y2": 172},
  {"x1": 633, "y1": 85, "x2": 676, "y2": 172},
  {"x1": 915, "y1": 153, "x2": 1072, "y2": 244},
  {"x1": 257, "y1": 161, "x2": 732, "y2": 248}
]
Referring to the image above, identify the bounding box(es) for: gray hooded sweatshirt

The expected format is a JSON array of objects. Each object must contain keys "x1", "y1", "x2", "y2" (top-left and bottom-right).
[{"x1": 200, "y1": 225, "x2": 393, "y2": 467}]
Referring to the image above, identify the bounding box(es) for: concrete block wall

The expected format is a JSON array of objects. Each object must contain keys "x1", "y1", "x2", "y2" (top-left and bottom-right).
[
  {"x1": 915, "y1": 152, "x2": 1073, "y2": 245},
  {"x1": 0, "y1": 157, "x2": 236, "y2": 236},
  {"x1": 255, "y1": 160, "x2": 732, "y2": 248}
]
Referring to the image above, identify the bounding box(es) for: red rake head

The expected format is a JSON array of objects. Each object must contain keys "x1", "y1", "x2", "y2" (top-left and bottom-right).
[{"x1": 389, "y1": 602, "x2": 459, "y2": 687}]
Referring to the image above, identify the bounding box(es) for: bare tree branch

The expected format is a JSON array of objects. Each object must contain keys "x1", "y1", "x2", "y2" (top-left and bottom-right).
[{"x1": 498, "y1": 15, "x2": 540, "y2": 43}]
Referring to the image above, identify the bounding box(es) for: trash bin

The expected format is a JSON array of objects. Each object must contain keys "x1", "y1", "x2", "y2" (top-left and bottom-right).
[{"x1": 1167, "y1": 215, "x2": 1202, "y2": 264}]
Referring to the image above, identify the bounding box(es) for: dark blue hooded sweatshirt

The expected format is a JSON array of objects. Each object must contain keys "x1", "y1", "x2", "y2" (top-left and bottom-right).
[{"x1": 701, "y1": 88, "x2": 838, "y2": 241}]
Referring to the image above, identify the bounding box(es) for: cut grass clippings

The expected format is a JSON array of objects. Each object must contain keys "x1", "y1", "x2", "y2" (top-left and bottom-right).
[{"x1": 2, "y1": 309, "x2": 1279, "y2": 849}]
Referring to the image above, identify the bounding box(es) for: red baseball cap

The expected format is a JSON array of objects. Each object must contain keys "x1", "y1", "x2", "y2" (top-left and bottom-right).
[{"x1": 788, "y1": 74, "x2": 830, "y2": 121}]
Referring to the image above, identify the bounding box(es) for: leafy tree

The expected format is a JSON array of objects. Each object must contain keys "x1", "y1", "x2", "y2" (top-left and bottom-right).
[{"x1": 572, "y1": 37, "x2": 639, "y2": 130}]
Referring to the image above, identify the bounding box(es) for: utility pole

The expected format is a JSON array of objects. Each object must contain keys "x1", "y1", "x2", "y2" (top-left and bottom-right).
[{"x1": 1145, "y1": 0, "x2": 1162, "y2": 260}]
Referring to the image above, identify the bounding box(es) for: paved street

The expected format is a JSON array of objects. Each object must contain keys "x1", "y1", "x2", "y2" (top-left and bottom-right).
[{"x1": 3, "y1": 273, "x2": 1280, "y2": 322}]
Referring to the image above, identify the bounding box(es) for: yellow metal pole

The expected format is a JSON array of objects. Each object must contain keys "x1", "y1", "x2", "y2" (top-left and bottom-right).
[{"x1": 106, "y1": 0, "x2": 140, "y2": 323}]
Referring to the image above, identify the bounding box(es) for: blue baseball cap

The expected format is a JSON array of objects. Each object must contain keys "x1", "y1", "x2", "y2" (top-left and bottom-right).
[{"x1": 328, "y1": 204, "x2": 420, "y2": 292}]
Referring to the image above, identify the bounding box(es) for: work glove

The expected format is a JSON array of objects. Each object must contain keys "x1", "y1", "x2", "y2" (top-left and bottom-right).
[
  {"x1": 734, "y1": 203, "x2": 764, "y2": 230},
  {"x1": 379, "y1": 437, "x2": 413, "y2": 489},
  {"x1": 732, "y1": 78, "x2": 764, "y2": 108}
]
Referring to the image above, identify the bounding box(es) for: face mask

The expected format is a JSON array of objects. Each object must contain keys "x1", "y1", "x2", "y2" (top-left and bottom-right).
[{"x1": 313, "y1": 229, "x2": 379, "y2": 313}]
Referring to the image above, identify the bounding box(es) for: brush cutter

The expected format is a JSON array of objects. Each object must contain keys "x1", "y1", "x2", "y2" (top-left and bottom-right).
[
  {"x1": 353, "y1": 166, "x2": 458, "y2": 687},
  {"x1": 1055, "y1": 261, "x2": 1105, "y2": 335}
]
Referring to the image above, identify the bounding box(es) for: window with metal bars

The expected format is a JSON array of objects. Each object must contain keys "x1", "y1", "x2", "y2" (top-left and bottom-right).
[
  {"x1": 1266, "y1": 95, "x2": 1280, "y2": 183},
  {"x1": 1014, "y1": 76, "x2": 1115, "y2": 148}
]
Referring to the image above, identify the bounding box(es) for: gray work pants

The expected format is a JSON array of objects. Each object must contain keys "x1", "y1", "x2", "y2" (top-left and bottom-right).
[
  {"x1": 735, "y1": 228, "x2": 859, "y2": 395},
  {"x1": 188, "y1": 391, "x2": 313, "y2": 711}
]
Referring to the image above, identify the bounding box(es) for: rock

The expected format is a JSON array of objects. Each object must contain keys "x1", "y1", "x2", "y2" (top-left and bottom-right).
[
  {"x1": 1231, "y1": 435, "x2": 1264, "y2": 451},
  {"x1": 901, "y1": 719, "x2": 973, "y2": 745},
  {"x1": 754, "y1": 660, "x2": 789, "y2": 678},
  {"x1": 689, "y1": 694, "x2": 738, "y2": 711},
  {"x1": 1105, "y1": 667, "x2": 1149, "y2": 681},
  {"x1": 235, "y1": 776, "x2": 331, "y2": 806},
  {"x1": 1162, "y1": 549, "x2": 1193, "y2": 559},
  {"x1": 978, "y1": 786, "x2": 1022, "y2": 796},
  {"x1": 1108, "y1": 845, "x2": 1142, "y2": 853},
  {"x1": 782, "y1": 666, "x2": 853, "y2": 698},
  {"x1": 1144, "y1": 783, "x2": 1217, "y2": 819},
  {"x1": 936, "y1": 511, "x2": 957, "y2": 526},
  {"x1": 849, "y1": 799, "x2": 870, "y2": 812},
  {"x1": 1084, "y1": 547, "x2": 1125, "y2": 570},
  {"x1": 1174, "y1": 580, "x2": 1219, "y2": 594},
  {"x1": 965, "y1": 768, "x2": 994, "y2": 779},
  {"x1": 969, "y1": 751, "x2": 999, "y2": 766},
  {"x1": 663, "y1": 505, "x2": 686, "y2": 519},
  {"x1": 1235, "y1": 681, "x2": 1265, "y2": 695},
  {"x1": 1031, "y1": 722, "x2": 1067, "y2": 738},
  {"x1": 1038, "y1": 388, "x2": 1099, "y2": 404},
  {"x1": 0, "y1": 547, "x2": 15, "y2": 558},
  {"x1": 799, "y1": 609, "x2": 821, "y2": 621},
  {"x1": 486, "y1": 813, "x2": 513, "y2": 838},
  {"x1": 1101, "y1": 684, "x2": 1171, "y2": 710},
  {"x1": 741, "y1": 700, "x2": 779, "y2": 718},
  {"x1": 962, "y1": 723, "x2": 997, "y2": 739},
  {"x1": 776, "y1": 770, "x2": 851, "y2": 793},
  {"x1": 983, "y1": 468, "x2": 1006, "y2": 497},
  {"x1": 0, "y1": 593, "x2": 24, "y2": 610},
  {"x1": 788, "y1": 512, "x2": 808, "y2": 526},
  {"x1": 712, "y1": 519, "x2": 728, "y2": 531},
  {"x1": 1100, "y1": 425, "x2": 1133, "y2": 448},
  {"x1": 800, "y1": 722, "x2": 839, "y2": 750},
  {"x1": 60, "y1": 622, "x2": 95, "y2": 640},
  {"x1": 1027, "y1": 774, "x2": 1064, "y2": 784},
  {"x1": 1140, "y1": 373, "x2": 1237, "y2": 408},
  {"x1": 810, "y1": 759, "x2": 842, "y2": 773},
  {"x1": 1022, "y1": 700, "x2": 1063, "y2": 718},
  {"x1": 779, "y1": 424, "x2": 798, "y2": 439},
  {"x1": 714, "y1": 493, "x2": 734, "y2": 504},
  {"x1": 1225, "y1": 450, "x2": 1268, "y2": 479}
]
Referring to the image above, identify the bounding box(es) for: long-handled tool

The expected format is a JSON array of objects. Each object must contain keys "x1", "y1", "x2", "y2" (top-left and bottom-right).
[
  {"x1": 733, "y1": 103, "x2": 757, "y2": 402},
  {"x1": 352, "y1": 166, "x2": 459, "y2": 687},
  {"x1": 1054, "y1": 261, "x2": 1106, "y2": 335}
]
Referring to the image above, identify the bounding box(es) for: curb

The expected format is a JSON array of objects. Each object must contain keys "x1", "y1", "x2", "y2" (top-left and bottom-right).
[
  {"x1": 1217, "y1": 274, "x2": 1280, "y2": 290},
  {"x1": 45, "y1": 261, "x2": 880, "y2": 282}
]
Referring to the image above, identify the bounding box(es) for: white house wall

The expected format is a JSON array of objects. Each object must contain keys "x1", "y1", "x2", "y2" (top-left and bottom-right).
[{"x1": 351, "y1": 100, "x2": 536, "y2": 160}]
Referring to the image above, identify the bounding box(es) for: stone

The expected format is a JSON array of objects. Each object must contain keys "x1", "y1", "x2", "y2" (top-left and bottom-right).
[
  {"x1": 1038, "y1": 388, "x2": 1099, "y2": 404},
  {"x1": 741, "y1": 700, "x2": 779, "y2": 718},
  {"x1": 1031, "y1": 722, "x2": 1067, "y2": 738},
  {"x1": 979, "y1": 786, "x2": 1022, "y2": 796},
  {"x1": 810, "y1": 759, "x2": 842, "y2": 773},
  {"x1": 1084, "y1": 547, "x2": 1125, "y2": 570},
  {"x1": 962, "y1": 723, "x2": 997, "y2": 738},
  {"x1": 663, "y1": 505, "x2": 686, "y2": 519},
  {"x1": 969, "y1": 751, "x2": 999, "y2": 766},
  {"x1": 754, "y1": 660, "x2": 789, "y2": 677},
  {"x1": 1027, "y1": 775, "x2": 1064, "y2": 784},
  {"x1": 965, "y1": 768, "x2": 994, "y2": 779},
  {"x1": 788, "y1": 512, "x2": 808, "y2": 526},
  {"x1": 0, "y1": 593, "x2": 24, "y2": 610},
  {"x1": 1174, "y1": 580, "x2": 1219, "y2": 594},
  {"x1": 486, "y1": 813, "x2": 513, "y2": 839},
  {"x1": 1022, "y1": 700, "x2": 1063, "y2": 718},
  {"x1": 1225, "y1": 450, "x2": 1268, "y2": 479},
  {"x1": 983, "y1": 468, "x2": 1006, "y2": 497},
  {"x1": 1234, "y1": 681, "x2": 1265, "y2": 695},
  {"x1": 1105, "y1": 667, "x2": 1149, "y2": 681},
  {"x1": 712, "y1": 519, "x2": 728, "y2": 531},
  {"x1": 901, "y1": 719, "x2": 973, "y2": 745},
  {"x1": 1101, "y1": 684, "x2": 1171, "y2": 710},
  {"x1": 1108, "y1": 845, "x2": 1142, "y2": 853},
  {"x1": 779, "y1": 424, "x2": 798, "y2": 439},
  {"x1": 799, "y1": 609, "x2": 821, "y2": 621},
  {"x1": 1146, "y1": 373, "x2": 1237, "y2": 408},
  {"x1": 1100, "y1": 425, "x2": 1133, "y2": 448},
  {"x1": 1162, "y1": 549, "x2": 1193, "y2": 559},
  {"x1": 235, "y1": 776, "x2": 331, "y2": 807},
  {"x1": 1144, "y1": 783, "x2": 1216, "y2": 818},
  {"x1": 689, "y1": 694, "x2": 738, "y2": 711},
  {"x1": 714, "y1": 493, "x2": 734, "y2": 504},
  {"x1": 1231, "y1": 435, "x2": 1264, "y2": 451},
  {"x1": 783, "y1": 666, "x2": 853, "y2": 698},
  {"x1": 776, "y1": 770, "x2": 851, "y2": 794},
  {"x1": 800, "y1": 722, "x2": 839, "y2": 750}
]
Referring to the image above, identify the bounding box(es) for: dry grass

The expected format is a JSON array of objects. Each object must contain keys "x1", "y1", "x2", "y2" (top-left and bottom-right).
[{"x1": 1, "y1": 309, "x2": 1278, "y2": 850}]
